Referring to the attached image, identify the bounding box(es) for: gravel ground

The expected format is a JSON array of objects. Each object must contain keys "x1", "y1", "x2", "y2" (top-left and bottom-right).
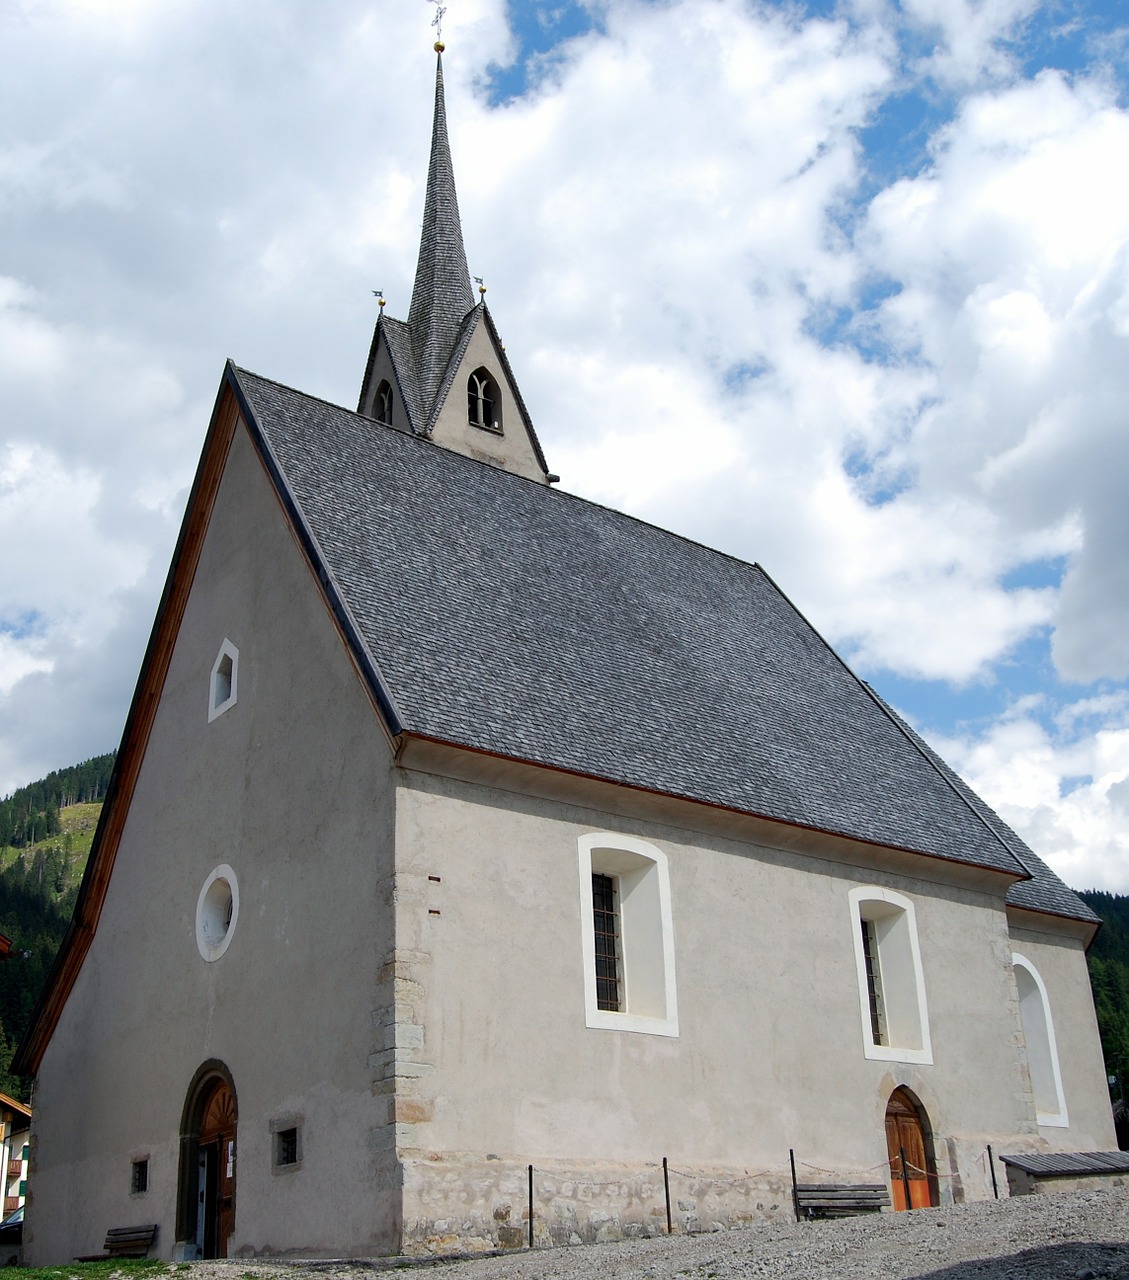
[{"x1": 167, "y1": 1187, "x2": 1128, "y2": 1280}]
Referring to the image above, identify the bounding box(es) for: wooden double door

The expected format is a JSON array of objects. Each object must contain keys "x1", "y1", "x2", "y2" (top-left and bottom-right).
[
  {"x1": 197, "y1": 1080, "x2": 236, "y2": 1257},
  {"x1": 884, "y1": 1087, "x2": 935, "y2": 1210}
]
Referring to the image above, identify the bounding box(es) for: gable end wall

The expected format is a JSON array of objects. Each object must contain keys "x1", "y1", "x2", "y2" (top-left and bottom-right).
[{"x1": 27, "y1": 419, "x2": 401, "y2": 1263}]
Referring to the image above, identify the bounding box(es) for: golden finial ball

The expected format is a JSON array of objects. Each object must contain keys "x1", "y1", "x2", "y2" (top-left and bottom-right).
[
  {"x1": 479, "y1": 284, "x2": 487, "y2": 296},
  {"x1": 378, "y1": 297, "x2": 386, "y2": 308},
  {"x1": 434, "y1": 41, "x2": 445, "y2": 52}
]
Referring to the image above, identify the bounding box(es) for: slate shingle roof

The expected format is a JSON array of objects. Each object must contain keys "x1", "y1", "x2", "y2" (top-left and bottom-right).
[
  {"x1": 878, "y1": 702, "x2": 1099, "y2": 924},
  {"x1": 406, "y1": 52, "x2": 474, "y2": 421},
  {"x1": 232, "y1": 365, "x2": 1093, "y2": 924}
]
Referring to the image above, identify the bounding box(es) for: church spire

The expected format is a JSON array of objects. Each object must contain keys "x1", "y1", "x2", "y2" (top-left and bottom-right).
[
  {"x1": 407, "y1": 49, "x2": 475, "y2": 417},
  {"x1": 356, "y1": 44, "x2": 554, "y2": 483}
]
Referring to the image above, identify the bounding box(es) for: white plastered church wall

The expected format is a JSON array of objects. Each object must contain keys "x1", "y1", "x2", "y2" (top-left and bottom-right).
[
  {"x1": 1007, "y1": 917, "x2": 1115, "y2": 1153},
  {"x1": 384, "y1": 766, "x2": 1099, "y2": 1248},
  {"x1": 26, "y1": 421, "x2": 401, "y2": 1263},
  {"x1": 428, "y1": 317, "x2": 546, "y2": 481}
]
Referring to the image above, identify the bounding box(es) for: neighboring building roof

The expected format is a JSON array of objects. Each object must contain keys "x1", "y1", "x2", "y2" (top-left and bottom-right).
[
  {"x1": 0, "y1": 1093, "x2": 31, "y2": 1122},
  {"x1": 999, "y1": 1151, "x2": 1129, "y2": 1176},
  {"x1": 231, "y1": 363, "x2": 1089, "y2": 915}
]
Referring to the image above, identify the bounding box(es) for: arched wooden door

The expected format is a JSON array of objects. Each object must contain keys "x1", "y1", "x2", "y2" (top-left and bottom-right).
[
  {"x1": 884, "y1": 1087, "x2": 935, "y2": 1210},
  {"x1": 198, "y1": 1079, "x2": 236, "y2": 1257}
]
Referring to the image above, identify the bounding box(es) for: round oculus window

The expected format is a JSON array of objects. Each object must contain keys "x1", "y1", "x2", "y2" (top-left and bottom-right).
[{"x1": 196, "y1": 864, "x2": 239, "y2": 961}]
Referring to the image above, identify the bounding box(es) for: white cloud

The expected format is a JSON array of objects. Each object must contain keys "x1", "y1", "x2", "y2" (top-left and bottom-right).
[
  {"x1": 932, "y1": 696, "x2": 1129, "y2": 892},
  {"x1": 899, "y1": 0, "x2": 1040, "y2": 87},
  {"x1": 859, "y1": 71, "x2": 1129, "y2": 683},
  {"x1": 1, "y1": 0, "x2": 1128, "y2": 902}
]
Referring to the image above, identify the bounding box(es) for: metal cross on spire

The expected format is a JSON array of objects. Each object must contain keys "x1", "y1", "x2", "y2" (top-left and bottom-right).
[{"x1": 428, "y1": 0, "x2": 447, "y2": 46}]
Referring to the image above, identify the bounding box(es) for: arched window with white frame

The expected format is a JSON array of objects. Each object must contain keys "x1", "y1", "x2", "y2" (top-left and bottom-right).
[
  {"x1": 1012, "y1": 953, "x2": 1069, "y2": 1126},
  {"x1": 577, "y1": 833, "x2": 678, "y2": 1037},
  {"x1": 848, "y1": 886, "x2": 933, "y2": 1064}
]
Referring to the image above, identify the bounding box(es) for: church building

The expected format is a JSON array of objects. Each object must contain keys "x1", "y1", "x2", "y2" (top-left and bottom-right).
[{"x1": 15, "y1": 48, "x2": 1115, "y2": 1262}]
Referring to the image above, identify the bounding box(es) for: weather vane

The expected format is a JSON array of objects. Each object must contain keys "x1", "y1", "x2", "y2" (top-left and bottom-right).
[
  {"x1": 372, "y1": 289, "x2": 386, "y2": 310},
  {"x1": 428, "y1": 0, "x2": 447, "y2": 47}
]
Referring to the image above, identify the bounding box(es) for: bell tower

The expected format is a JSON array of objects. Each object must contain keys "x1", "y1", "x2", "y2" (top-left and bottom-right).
[{"x1": 358, "y1": 46, "x2": 554, "y2": 484}]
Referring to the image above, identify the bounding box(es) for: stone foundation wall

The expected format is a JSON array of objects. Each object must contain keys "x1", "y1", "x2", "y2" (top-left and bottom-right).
[
  {"x1": 400, "y1": 1155, "x2": 795, "y2": 1254},
  {"x1": 1006, "y1": 1168, "x2": 1129, "y2": 1197}
]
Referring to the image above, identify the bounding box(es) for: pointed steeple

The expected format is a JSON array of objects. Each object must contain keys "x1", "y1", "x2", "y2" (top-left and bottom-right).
[
  {"x1": 407, "y1": 51, "x2": 475, "y2": 417},
  {"x1": 356, "y1": 46, "x2": 554, "y2": 483}
]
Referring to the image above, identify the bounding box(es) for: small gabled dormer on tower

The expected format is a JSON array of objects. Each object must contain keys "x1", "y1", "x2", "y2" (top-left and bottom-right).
[{"x1": 359, "y1": 46, "x2": 553, "y2": 485}]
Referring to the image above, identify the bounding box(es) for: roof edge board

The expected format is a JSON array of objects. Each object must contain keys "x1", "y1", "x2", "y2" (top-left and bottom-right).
[
  {"x1": 397, "y1": 730, "x2": 1030, "y2": 887},
  {"x1": 752, "y1": 563, "x2": 1030, "y2": 882},
  {"x1": 423, "y1": 305, "x2": 480, "y2": 435},
  {"x1": 1007, "y1": 902, "x2": 1102, "y2": 950},
  {"x1": 862, "y1": 682, "x2": 1035, "y2": 881},
  {"x1": 13, "y1": 373, "x2": 243, "y2": 1078}
]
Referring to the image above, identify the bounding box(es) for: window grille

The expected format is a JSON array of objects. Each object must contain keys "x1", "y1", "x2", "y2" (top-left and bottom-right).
[
  {"x1": 861, "y1": 918, "x2": 886, "y2": 1044},
  {"x1": 130, "y1": 1159, "x2": 148, "y2": 1194},
  {"x1": 592, "y1": 873, "x2": 621, "y2": 1012}
]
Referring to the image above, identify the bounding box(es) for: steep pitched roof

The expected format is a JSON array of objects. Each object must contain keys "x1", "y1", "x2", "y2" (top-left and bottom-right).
[
  {"x1": 406, "y1": 51, "x2": 474, "y2": 421},
  {"x1": 14, "y1": 362, "x2": 1096, "y2": 1078},
  {"x1": 368, "y1": 315, "x2": 423, "y2": 430},
  {"x1": 879, "y1": 704, "x2": 1099, "y2": 924},
  {"x1": 232, "y1": 364, "x2": 1090, "y2": 919}
]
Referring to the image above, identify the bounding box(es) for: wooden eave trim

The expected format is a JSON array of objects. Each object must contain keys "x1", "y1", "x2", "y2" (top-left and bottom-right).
[
  {"x1": 395, "y1": 730, "x2": 1028, "y2": 888},
  {"x1": 1006, "y1": 902, "x2": 1102, "y2": 950},
  {"x1": 0, "y1": 1093, "x2": 31, "y2": 1119},
  {"x1": 13, "y1": 376, "x2": 242, "y2": 1078}
]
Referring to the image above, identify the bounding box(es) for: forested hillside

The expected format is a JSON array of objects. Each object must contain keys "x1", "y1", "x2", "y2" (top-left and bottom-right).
[
  {"x1": 0, "y1": 754, "x2": 114, "y2": 848},
  {"x1": 0, "y1": 754, "x2": 114, "y2": 1098},
  {"x1": 1079, "y1": 890, "x2": 1129, "y2": 1104}
]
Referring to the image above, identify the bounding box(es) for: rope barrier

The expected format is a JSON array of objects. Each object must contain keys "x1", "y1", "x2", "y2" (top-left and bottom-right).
[
  {"x1": 798, "y1": 1159, "x2": 891, "y2": 1176},
  {"x1": 667, "y1": 1165, "x2": 785, "y2": 1185},
  {"x1": 521, "y1": 1139, "x2": 997, "y2": 1247},
  {"x1": 903, "y1": 1160, "x2": 958, "y2": 1180},
  {"x1": 553, "y1": 1175, "x2": 660, "y2": 1189}
]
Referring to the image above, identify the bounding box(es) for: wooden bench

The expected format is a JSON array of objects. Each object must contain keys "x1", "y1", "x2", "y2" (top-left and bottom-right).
[
  {"x1": 76, "y1": 1224, "x2": 158, "y2": 1260},
  {"x1": 793, "y1": 1183, "x2": 891, "y2": 1220}
]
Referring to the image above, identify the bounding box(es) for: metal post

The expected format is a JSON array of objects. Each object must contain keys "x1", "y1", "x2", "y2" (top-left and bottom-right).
[
  {"x1": 663, "y1": 1156, "x2": 672, "y2": 1234},
  {"x1": 899, "y1": 1145, "x2": 912, "y2": 1210},
  {"x1": 528, "y1": 1164, "x2": 534, "y2": 1248},
  {"x1": 986, "y1": 1144, "x2": 999, "y2": 1200},
  {"x1": 789, "y1": 1148, "x2": 800, "y2": 1222}
]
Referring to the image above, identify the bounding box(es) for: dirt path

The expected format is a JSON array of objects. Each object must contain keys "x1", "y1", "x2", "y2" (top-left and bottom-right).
[{"x1": 173, "y1": 1186, "x2": 1129, "y2": 1280}]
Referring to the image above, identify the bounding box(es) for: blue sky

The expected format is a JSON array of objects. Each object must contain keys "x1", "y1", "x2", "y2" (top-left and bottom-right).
[{"x1": 1, "y1": 0, "x2": 1128, "y2": 890}]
